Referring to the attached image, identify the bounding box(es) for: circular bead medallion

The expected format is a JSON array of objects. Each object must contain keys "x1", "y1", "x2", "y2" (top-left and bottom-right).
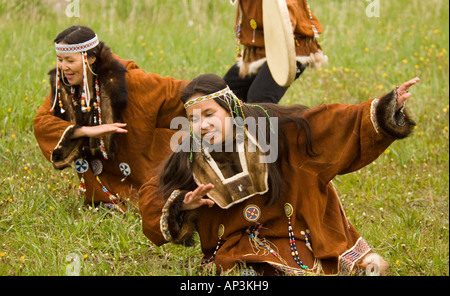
[
  {"x1": 218, "y1": 224, "x2": 225, "y2": 238},
  {"x1": 284, "y1": 203, "x2": 294, "y2": 218},
  {"x1": 74, "y1": 158, "x2": 89, "y2": 174},
  {"x1": 243, "y1": 204, "x2": 261, "y2": 222},
  {"x1": 90, "y1": 159, "x2": 103, "y2": 176},
  {"x1": 119, "y1": 162, "x2": 131, "y2": 176}
]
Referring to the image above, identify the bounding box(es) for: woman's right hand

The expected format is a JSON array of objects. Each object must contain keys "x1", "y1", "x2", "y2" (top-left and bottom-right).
[
  {"x1": 71, "y1": 123, "x2": 128, "y2": 139},
  {"x1": 182, "y1": 184, "x2": 215, "y2": 211}
]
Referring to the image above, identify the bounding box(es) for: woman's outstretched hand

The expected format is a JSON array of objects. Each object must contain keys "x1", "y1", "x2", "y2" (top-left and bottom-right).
[
  {"x1": 396, "y1": 77, "x2": 420, "y2": 110},
  {"x1": 71, "y1": 123, "x2": 128, "y2": 139},
  {"x1": 182, "y1": 184, "x2": 215, "y2": 211}
]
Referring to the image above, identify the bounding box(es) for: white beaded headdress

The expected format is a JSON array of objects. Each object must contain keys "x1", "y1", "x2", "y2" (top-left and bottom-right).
[{"x1": 51, "y1": 34, "x2": 99, "y2": 113}]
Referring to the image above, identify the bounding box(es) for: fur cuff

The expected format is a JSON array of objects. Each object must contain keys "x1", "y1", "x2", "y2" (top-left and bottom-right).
[
  {"x1": 373, "y1": 88, "x2": 416, "y2": 139},
  {"x1": 50, "y1": 125, "x2": 83, "y2": 169},
  {"x1": 160, "y1": 190, "x2": 197, "y2": 246}
]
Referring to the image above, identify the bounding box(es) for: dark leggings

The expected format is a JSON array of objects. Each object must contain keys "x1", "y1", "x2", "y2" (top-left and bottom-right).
[{"x1": 223, "y1": 61, "x2": 305, "y2": 104}]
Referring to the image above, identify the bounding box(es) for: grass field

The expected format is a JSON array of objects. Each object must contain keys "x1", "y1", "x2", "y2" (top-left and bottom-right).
[{"x1": 0, "y1": 0, "x2": 448, "y2": 276}]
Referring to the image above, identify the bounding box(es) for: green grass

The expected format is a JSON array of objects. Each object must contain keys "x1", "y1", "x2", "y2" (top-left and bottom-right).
[{"x1": 0, "y1": 0, "x2": 448, "y2": 276}]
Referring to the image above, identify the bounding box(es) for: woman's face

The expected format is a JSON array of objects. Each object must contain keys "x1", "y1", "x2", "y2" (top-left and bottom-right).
[
  {"x1": 186, "y1": 95, "x2": 233, "y2": 146},
  {"x1": 56, "y1": 44, "x2": 95, "y2": 86}
]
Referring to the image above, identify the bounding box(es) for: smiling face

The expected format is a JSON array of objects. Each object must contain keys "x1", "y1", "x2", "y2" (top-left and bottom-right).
[
  {"x1": 56, "y1": 51, "x2": 84, "y2": 86},
  {"x1": 186, "y1": 95, "x2": 233, "y2": 146},
  {"x1": 56, "y1": 45, "x2": 96, "y2": 86}
]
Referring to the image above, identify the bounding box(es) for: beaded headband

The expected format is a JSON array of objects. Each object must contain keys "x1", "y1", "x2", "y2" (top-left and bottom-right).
[
  {"x1": 184, "y1": 86, "x2": 232, "y2": 109},
  {"x1": 51, "y1": 34, "x2": 99, "y2": 115},
  {"x1": 55, "y1": 34, "x2": 99, "y2": 54},
  {"x1": 185, "y1": 84, "x2": 275, "y2": 162}
]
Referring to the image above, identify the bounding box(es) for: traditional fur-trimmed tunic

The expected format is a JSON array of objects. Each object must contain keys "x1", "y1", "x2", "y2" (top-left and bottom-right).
[
  {"x1": 235, "y1": 0, "x2": 327, "y2": 77},
  {"x1": 34, "y1": 45, "x2": 188, "y2": 210},
  {"x1": 139, "y1": 88, "x2": 415, "y2": 275}
]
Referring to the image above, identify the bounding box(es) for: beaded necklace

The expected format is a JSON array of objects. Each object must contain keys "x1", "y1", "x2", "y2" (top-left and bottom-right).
[
  {"x1": 74, "y1": 158, "x2": 88, "y2": 193},
  {"x1": 70, "y1": 78, "x2": 108, "y2": 160},
  {"x1": 93, "y1": 78, "x2": 108, "y2": 160}
]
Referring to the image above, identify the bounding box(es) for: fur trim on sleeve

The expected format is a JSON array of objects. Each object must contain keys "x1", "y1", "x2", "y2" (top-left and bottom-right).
[
  {"x1": 160, "y1": 190, "x2": 198, "y2": 246},
  {"x1": 373, "y1": 88, "x2": 416, "y2": 139},
  {"x1": 50, "y1": 125, "x2": 84, "y2": 169}
]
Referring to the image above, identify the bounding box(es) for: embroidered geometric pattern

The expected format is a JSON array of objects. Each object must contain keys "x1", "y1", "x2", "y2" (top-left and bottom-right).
[
  {"x1": 119, "y1": 162, "x2": 131, "y2": 176},
  {"x1": 55, "y1": 35, "x2": 99, "y2": 53},
  {"x1": 183, "y1": 86, "x2": 232, "y2": 109},
  {"x1": 338, "y1": 237, "x2": 371, "y2": 275},
  {"x1": 243, "y1": 204, "x2": 261, "y2": 222},
  {"x1": 74, "y1": 158, "x2": 89, "y2": 174}
]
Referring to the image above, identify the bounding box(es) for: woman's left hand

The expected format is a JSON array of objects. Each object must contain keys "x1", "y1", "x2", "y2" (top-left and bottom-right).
[
  {"x1": 182, "y1": 184, "x2": 215, "y2": 211},
  {"x1": 396, "y1": 77, "x2": 420, "y2": 110}
]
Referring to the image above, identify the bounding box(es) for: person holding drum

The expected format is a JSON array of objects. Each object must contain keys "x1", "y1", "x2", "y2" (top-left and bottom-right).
[{"x1": 224, "y1": 0, "x2": 327, "y2": 104}]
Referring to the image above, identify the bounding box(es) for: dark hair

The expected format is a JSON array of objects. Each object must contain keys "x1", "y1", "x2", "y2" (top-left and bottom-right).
[
  {"x1": 159, "y1": 74, "x2": 317, "y2": 206},
  {"x1": 54, "y1": 25, "x2": 101, "y2": 58}
]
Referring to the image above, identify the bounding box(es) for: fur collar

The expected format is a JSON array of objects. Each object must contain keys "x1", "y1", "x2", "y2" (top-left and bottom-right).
[{"x1": 48, "y1": 42, "x2": 128, "y2": 160}]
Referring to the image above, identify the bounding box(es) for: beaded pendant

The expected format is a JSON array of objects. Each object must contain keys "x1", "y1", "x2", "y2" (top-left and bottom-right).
[
  {"x1": 301, "y1": 229, "x2": 313, "y2": 252},
  {"x1": 56, "y1": 73, "x2": 65, "y2": 114},
  {"x1": 284, "y1": 203, "x2": 308, "y2": 269},
  {"x1": 119, "y1": 162, "x2": 131, "y2": 182},
  {"x1": 93, "y1": 78, "x2": 108, "y2": 160},
  {"x1": 250, "y1": 18, "x2": 257, "y2": 43},
  {"x1": 80, "y1": 53, "x2": 91, "y2": 113},
  {"x1": 74, "y1": 158, "x2": 89, "y2": 193},
  {"x1": 201, "y1": 224, "x2": 224, "y2": 264}
]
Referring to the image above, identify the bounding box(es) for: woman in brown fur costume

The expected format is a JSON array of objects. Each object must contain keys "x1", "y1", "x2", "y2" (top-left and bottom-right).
[
  {"x1": 34, "y1": 26, "x2": 188, "y2": 211},
  {"x1": 139, "y1": 73, "x2": 419, "y2": 275}
]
